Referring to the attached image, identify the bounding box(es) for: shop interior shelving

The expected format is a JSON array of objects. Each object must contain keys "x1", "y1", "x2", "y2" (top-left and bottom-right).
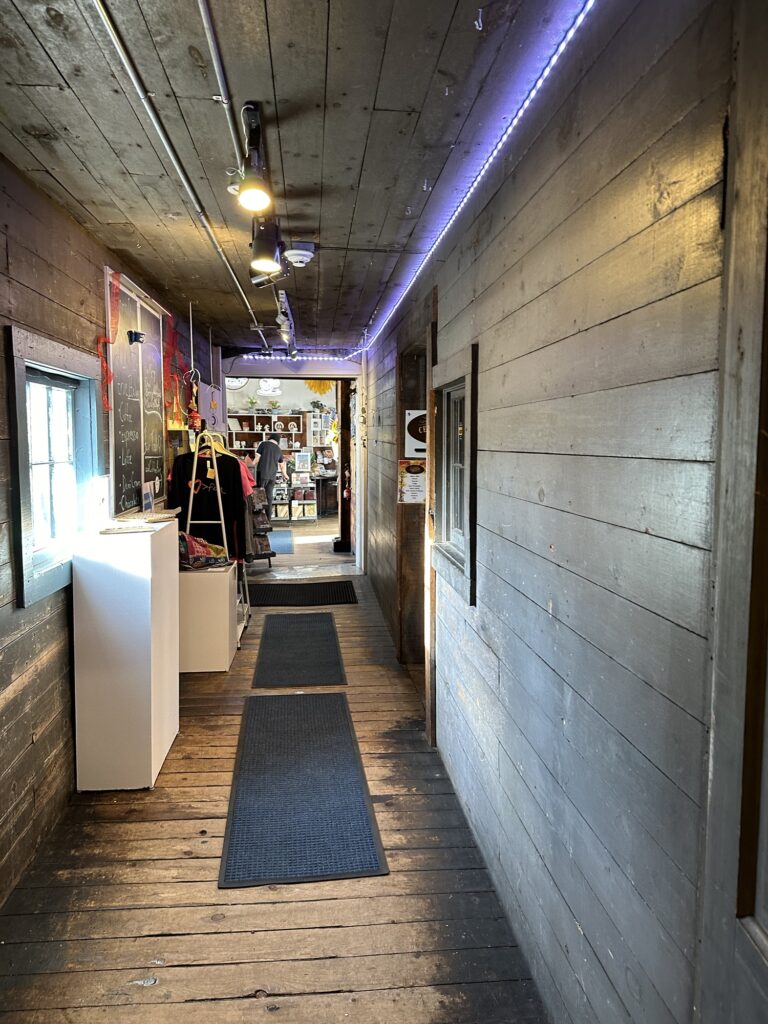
[
  {"x1": 227, "y1": 412, "x2": 310, "y2": 455},
  {"x1": 310, "y1": 413, "x2": 332, "y2": 447},
  {"x1": 290, "y1": 471, "x2": 317, "y2": 521}
]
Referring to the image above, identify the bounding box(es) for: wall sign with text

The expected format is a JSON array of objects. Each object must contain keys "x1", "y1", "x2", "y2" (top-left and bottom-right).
[
  {"x1": 398, "y1": 459, "x2": 426, "y2": 503},
  {"x1": 404, "y1": 409, "x2": 427, "y2": 457}
]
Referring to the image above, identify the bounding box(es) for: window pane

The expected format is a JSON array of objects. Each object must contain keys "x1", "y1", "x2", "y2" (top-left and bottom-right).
[
  {"x1": 52, "y1": 462, "x2": 77, "y2": 542},
  {"x1": 456, "y1": 396, "x2": 465, "y2": 465},
  {"x1": 27, "y1": 382, "x2": 50, "y2": 463},
  {"x1": 443, "y1": 386, "x2": 466, "y2": 551},
  {"x1": 31, "y1": 464, "x2": 52, "y2": 551},
  {"x1": 50, "y1": 387, "x2": 73, "y2": 462}
]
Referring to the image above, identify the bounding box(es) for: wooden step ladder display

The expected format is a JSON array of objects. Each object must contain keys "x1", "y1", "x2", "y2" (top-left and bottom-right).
[{"x1": 185, "y1": 431, "x2": 251, "y2": 646}]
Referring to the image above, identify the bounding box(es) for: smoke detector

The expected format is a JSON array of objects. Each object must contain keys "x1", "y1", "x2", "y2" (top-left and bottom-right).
[{"x1": 283, "y1": 241, "x2": 315, "y2": 268}]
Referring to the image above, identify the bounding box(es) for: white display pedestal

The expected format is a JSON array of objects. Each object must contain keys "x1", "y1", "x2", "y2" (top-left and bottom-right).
[
  {"x1": 73, "y1": 521, "x2": 179, "y2": 790},
  {"x1": 179, "y1": 563, "x2": 237, "y2": 673}
]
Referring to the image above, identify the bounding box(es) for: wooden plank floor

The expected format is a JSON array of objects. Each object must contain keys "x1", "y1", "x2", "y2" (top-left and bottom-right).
[{"x1": 0, "y1": 548, "x2": 546, "y2": 1023}]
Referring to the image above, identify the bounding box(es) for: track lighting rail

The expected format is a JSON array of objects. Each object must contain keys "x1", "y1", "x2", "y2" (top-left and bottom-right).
[{"x1": 89, "y1": 0, "x2": 260, "y2": 332}]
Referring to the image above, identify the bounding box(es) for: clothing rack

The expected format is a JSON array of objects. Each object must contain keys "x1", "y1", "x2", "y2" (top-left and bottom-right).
[
  {"x1": 185, "y1": 431, "x2": 228, "y2": 554},
  {"x1": 185, "y1": 431, "x2": 251, "y2": 644}
]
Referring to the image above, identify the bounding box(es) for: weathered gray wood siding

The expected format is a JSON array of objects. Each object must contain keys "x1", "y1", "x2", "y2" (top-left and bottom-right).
[
  {"x1": 433, "y1": 1, "x2": 729, "y2": 1022},
  {"x1": 0, "y1": 158, "x2": 206, "y2": 907},
  {"x1": 0, "y1": 158, "x2": 104, "y2": 906},
  {"x1": 365, "y1": 323, "x2": 399, "y2": 638}
]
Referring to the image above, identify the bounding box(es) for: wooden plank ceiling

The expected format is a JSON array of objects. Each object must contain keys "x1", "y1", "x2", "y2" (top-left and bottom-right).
[{"x1": 0, "y1": 0, "x2": 525, "y2": 353}]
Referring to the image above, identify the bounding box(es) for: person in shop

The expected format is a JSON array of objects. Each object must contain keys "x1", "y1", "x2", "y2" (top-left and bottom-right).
[{"x1": 254, "y1": 432, "x2": 288, "y2": 519}]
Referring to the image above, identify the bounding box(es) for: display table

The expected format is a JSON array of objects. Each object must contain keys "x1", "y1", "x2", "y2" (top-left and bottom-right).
[
  {"x1": 179, "y1": 563, "x2": 237, "y2": 673},
  {"x1": 73, "y1": 521, "x2": 179, "y2": 790}
]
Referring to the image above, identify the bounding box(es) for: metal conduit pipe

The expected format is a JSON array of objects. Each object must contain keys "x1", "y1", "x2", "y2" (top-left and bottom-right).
[
  {"x1": 89, "y1": 0, "x2": 260, "y2": 331},
  {"x1": 196, "y1": 0, "x2": 245, "y2": 170}
]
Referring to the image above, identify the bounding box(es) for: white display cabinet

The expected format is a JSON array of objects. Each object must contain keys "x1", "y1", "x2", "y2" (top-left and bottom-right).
[
  {"x1": 179, "y1": 562, "x2": 237, "y2": 672},
  {"x1": 73, "y1": 521, "x2": 179, "y2": 790}
]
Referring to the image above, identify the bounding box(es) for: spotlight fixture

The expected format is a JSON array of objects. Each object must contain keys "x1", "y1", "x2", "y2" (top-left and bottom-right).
[
  {"x1": 228, "y1": 102, "x2": 273, "y2": 213},
  {"x1": 250, "y1": 218, "x2": 281, "y2": 275},
  {"x1": 238, "y1": 166, "x2": 271, "y2": 213}
]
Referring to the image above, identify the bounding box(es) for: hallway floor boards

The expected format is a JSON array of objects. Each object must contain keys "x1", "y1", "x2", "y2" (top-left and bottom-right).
[{"x1": 0, "y1": 572, "x2": 545, "y2": 1023}]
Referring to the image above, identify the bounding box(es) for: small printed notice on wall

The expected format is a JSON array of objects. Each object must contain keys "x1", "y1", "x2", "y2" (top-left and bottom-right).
[{"x1": 398, "y1": 459, "x2": 426, "y2": 503}]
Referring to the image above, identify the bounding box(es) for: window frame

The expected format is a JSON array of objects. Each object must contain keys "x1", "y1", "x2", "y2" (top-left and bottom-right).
[
  {"x1": 436, "y1": 378, "x2": 468, "y2": 566},
  {"x1": 7, "y1": 326, "x2": 102, "y2": 607},
  {"x1": 432, "y1": 343, "x2": 478, "y2": 606}
]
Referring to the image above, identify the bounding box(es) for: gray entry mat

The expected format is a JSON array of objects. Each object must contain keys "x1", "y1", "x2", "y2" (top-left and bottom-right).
[
  {"x1": 219, "y1": 693, "x2": 389, "y2": 887},
  {"x1": 248, "y1": 580, "x2": 357, "y2": 606},
  {"x1": 253, "y1": 612, "x2": 346, "y2": 688}
]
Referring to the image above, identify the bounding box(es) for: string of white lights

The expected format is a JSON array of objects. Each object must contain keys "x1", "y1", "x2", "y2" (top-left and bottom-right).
[
  {"x1": 242, "y1": 0, "x2": 596, "y2": 365},
  {"x1": 243, "y1": 352, "x2": 347, "y2": 362}
]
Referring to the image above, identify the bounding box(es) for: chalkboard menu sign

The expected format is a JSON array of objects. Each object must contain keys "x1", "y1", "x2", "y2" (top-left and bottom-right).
[{"x1": 108, "y1": 275, "x2": 167, "y2": 514}]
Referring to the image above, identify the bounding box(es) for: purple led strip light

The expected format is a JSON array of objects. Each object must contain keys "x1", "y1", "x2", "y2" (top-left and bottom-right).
[{"x1": 245, "y1": 0, "x2": 596, "y2": 364}]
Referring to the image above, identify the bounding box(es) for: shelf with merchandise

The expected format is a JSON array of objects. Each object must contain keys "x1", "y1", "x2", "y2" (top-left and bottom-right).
[
  {"x1": 227, "y1": 411, "x2": 310, "y2": 454},
  {"x1": 249, "y1": 484, "x2": 275, "y2": 562}
]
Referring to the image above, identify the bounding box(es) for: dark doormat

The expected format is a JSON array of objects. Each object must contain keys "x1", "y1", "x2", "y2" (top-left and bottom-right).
[
  {"x1": 253, "y1": 612, "x2": 346, "y2": 688},
  {"x1": 268, "y1": 530, "x2": 294, "y2": 554},
  {"x1": 219, "y1": 692, "x2": 389, "y2": 887},
  {"x1": 248, "y1": 579, "x2": 357, "y2": 606}
]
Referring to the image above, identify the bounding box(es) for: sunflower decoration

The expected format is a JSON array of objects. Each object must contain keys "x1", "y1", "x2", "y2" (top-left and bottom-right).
[{"x1": 305, "y1": 379, "x2": 334, "y2": 396}]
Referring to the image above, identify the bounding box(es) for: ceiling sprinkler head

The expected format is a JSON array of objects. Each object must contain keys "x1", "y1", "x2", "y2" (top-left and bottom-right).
[{"x1": 283, "y1": 241, "x2": 315, "y2": 268}]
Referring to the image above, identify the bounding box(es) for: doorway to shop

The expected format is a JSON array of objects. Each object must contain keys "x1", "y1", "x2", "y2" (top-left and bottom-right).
[{"x1": 224, "y1": 375, "x2": 356, "y2": 578}]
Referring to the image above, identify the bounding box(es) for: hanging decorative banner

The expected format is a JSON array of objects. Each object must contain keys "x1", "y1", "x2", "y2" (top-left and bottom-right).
[
  {"x1": 95, "y1": 270, "x2": 123, "y2": 412},
  {"x1": 108, "y1": 270, "x2": 122, "y2": 338},
  {"x1": 96, "y1": 335, "x2": 114, "y2": 412},
  {"x1": 397, "y1": 459, "x2": 426, "y2": 504}
]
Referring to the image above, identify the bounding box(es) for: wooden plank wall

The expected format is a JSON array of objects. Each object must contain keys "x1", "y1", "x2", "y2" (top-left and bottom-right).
[
  {"x1": 366, "y1": 1, "x2": 732, "y2": 1021},
  {"x1": 0, "y1": 157, "x2": 211, "y2": 908},
  {"x1": 366, "y1": 297, "x2": 429, "y2": 656},
  {"x1": 366, "y1": 320, "x2": 399, "y2": 637}
]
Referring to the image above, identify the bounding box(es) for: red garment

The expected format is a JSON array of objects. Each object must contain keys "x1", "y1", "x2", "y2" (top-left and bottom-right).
[{"x1": 239, "y1": 459, "x2": 255, "y2": 499}]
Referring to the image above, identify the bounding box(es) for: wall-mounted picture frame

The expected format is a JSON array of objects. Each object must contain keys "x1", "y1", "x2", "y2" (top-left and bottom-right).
[{"x1": 294, "y1": 451, "x2": 311, "y2": 472}]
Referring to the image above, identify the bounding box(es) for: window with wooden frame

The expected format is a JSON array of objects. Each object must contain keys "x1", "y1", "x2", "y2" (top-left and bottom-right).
[
  {"x1": 7, "y1": 327, "x2": 102, "y2": 607},
  {"x1": 436, "y1": 377, "x2": 470, "y2": 571},
  {"x1": 434, "y1": 344, "x2": 478, "y2": 604}
]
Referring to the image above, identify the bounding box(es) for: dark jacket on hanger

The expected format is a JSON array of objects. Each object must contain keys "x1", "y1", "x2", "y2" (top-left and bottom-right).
[{"x1": 168, "y1": 450, "x2": 245, "y2": 558}]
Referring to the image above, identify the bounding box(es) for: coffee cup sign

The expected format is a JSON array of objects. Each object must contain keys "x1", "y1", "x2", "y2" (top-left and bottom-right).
[{"x1": 405, "y1": 410, "x2": 427, "y2": 457}]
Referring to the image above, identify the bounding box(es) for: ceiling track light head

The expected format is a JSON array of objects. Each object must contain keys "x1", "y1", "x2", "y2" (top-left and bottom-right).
[
  {"x1": 238, "y1": 166, "x2": 271, "y2": 212},
  {"x1": 233, "y1": 101, "x2": 273, "y2": 213},
  {"x1": 250, "y1": 217, "x2": 282, "y2": 275}
]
